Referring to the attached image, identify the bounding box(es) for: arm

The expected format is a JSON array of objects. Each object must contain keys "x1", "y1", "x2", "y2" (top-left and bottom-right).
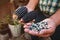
[
  {"x1": 13, "y1": 0, "x2": 39, "y2": 23},
  {"x1": 50, "y1": 9, "x2": 60, "y2": 26},
  {"x1": 23, "y1": 9, "x2": 60, "y2": 37},
  {"x1": 26, "y1": 0, "x2": 39, "y2": 11},
  {"x1": 18, "y1": 0, "x2": 39, "y2": 23}
]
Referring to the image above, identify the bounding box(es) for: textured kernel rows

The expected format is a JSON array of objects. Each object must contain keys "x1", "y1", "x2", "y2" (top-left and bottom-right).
[{"x1": 29, "y1": 21, "x2": 48, "y2": 32}]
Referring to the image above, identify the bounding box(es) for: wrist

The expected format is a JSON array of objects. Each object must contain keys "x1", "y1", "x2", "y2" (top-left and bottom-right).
[
  {"x1": 50, "y1": 9, "x2": 60, "y2": 26},
  {"x1": 49, "y1": 17, "x2": 59, "y2": 27},
  {"x1": 25, "y1": 6, "x2": 34, "y2": 12}
]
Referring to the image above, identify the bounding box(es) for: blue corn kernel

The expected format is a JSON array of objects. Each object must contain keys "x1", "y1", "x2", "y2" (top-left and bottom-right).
[{"x1": 29, "y1": 21, "x2": 48, "y2": 32}]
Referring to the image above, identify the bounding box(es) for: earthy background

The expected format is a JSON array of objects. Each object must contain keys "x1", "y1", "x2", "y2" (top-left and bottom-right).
[{"x1": 0, "y1": 0, "x2": 29, "y2": 40}]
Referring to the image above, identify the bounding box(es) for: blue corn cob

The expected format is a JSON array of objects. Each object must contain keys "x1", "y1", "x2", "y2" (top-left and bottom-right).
[
  {"x1": 22, "y1": 11, "x2": 39, "y2": 23},
  {"x1": 15, "y1": 6, "x2": 28, "y2": 19}
]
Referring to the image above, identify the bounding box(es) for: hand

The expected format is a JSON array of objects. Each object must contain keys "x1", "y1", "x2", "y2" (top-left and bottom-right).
[
  {"x1": 19, "y1": 11, "x2": 39, "y2": 23},
  {"x1": 15, "y1": 6, "x2": 34, "y2": 19},
  {"x1": 23, "y1": 18, "x2": 57, "y2": 37},
  {"x1": 25, "y1": 6, "x2": 34, "y2": 12}
]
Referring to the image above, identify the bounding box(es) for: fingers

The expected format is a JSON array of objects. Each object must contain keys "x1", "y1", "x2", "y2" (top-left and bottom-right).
[
  {"x1": 23, "y1": 19, "x2": 56, "y2": 37},
  {"x1": 38, "y1": 33, "x2": 50, "y2": 37},
  {"x1": 38, "y1": 27, "x2": 55, "y2": 37},
  {"x1": 23, "y1": 25, "x2": 53, "y2": 37},
  {"x1": 39, "y1": 29, "x2": 50, "y2": 34},
  {"x1": 12, "y1": 14, "x2": 18, "y2": 20},
  {"x1": 38, "y1": 18, "x2": 56, "y2": 34},
  {"x1": 38, "y1": 19, "x2": 56, "y2": 37},
  {"x1": 24, "y1": 29, "x2": 38, "y2": 36},
  {"x1": 23, "y1": 22, "x2": 32, "y2": 28},
  {"x1": 23, "y1": 23, "x2": 52, "y2": 37},
  {"x1": 23, "y1": 22, "x2": 39, "y2": 36},
  {"x1": 24, "y1": 28, "x2": 51, "y2": 37}
]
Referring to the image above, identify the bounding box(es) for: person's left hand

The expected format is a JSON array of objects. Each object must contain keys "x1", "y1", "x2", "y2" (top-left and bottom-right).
[{"x1": 23, "y1": 18, "x2": 57, "y2": 37}]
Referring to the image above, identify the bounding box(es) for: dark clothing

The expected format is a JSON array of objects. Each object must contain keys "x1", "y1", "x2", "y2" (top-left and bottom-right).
[{"x1": 31, "y1": 10, "x2": 60, "y2": 40}]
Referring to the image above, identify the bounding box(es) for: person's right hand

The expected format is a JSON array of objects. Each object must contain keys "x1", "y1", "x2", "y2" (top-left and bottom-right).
[
  {"x1": 23, "y1": 18, "x2": 57, "y2": 37},
  {"x1": 13, "y1": 6, "x2": 39, "y2": 24},
  {"x1": 18, "y1": 10, "x2": 39, "y2": 24},
  {"x1": 14, "y1": 6, "x2": 35, "y2": 19}
]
